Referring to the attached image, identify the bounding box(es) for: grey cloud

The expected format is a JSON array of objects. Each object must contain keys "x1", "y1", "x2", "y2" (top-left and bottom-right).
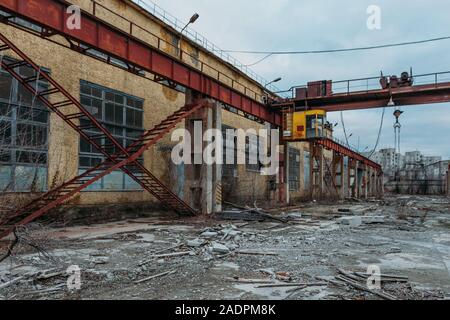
[{"x1": 153, "y1": 0, "x2": 450, "y2": 158}]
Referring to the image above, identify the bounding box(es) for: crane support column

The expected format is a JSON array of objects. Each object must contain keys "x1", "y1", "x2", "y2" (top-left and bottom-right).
[
  {"x1": 278, "y1": 140, "x2": 287, "y2": 204},
  {"x1": 447, "y1": 164, "x2": 450, "y2": 197},
  {"x1": 348, "y1": 158, "x2": 356, "y2": 198},
  {"x1": 310, "y1": 142, "x2": 324, "y2": 200},
  {"x1": 332, "y1": 152, "x2": 345, "y2": 199},
  {"x1": 363, "y1": 165, "x2": 369, "y2": 199},
  {"x1": 184, "y1": 90, "x2": 222, "y2": 214}
]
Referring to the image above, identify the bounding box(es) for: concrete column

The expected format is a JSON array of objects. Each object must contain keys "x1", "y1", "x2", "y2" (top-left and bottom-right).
[
  {"x1": 347, "y1": 158, "x2": 353, "y2": 198},
  {"x1": 354, "y1": 161, "x2": 360, "y2": 198},
  {"x1": 376, "y1": 171, "x2": 384, "y2": 198},
  {"x1": 213, "y1": 103, "x2": 222, "y2": 213},
  {"x1": 332, "y1": 152, "x2": 344, "y2": 200},
  {"x1": 278, "y1": 139, "x2": 287, "y2": 204},
  {"x1": 368, "y1": 169, "x2": 374, "y2": 197},
  {"x1": 310, "y1": 142, "x2": 323, "y2": 200},
  {"x1": 184, "y1": 90, "x2": 221, "y2": 215},
  {"x1": 447, "y1": 164, "x2": 450, "y2": 197},
  {"x1": 340, "y1": 155, "x2": 345, "y2": 199},
  {"x1": 363, "y1": 165, "x2": 368, "y2": 199},
  {"x1": 372, "y1": 170, "x2": 377, "y2": 197}
]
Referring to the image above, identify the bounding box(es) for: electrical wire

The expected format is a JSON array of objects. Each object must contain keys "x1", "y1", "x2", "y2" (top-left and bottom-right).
[
  {"x1": 242, "y1": 53, "x2": 273, "y2": 67},
  {"x1": 368, "y1": 106, "x2": 386, "y2": 158},
  {"x1": 223, "y1": 35, "x2": 450, "y2": 55},
  {"x1": 340, "y1": 111, "x2": 350, "y2": 148}
]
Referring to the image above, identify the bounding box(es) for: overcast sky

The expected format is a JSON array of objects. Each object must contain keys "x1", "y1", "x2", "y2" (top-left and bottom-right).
[{"x1": 150, "y1": 0, "x2": 450, "y2": 159}]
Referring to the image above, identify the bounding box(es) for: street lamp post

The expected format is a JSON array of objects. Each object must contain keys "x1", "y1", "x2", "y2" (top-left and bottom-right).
[
  {"x1": 179, "y1": 13, "x2": 200, "y2": 59},
  {"x1": 265, "y1": 77, "x2": 282, "y2": 88},
  {"x1": 263, "y1": 78, "x2": 282, "y2": 103}
]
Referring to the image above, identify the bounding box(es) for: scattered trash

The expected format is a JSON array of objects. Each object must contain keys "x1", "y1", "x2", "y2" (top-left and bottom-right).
[
  {"x1": 0, "y1": 195, "x2": 446, "y2": 300},
  {"x1": 275, "y1": 272, "x2": 292, "y2": 282},
  {"x1": 236, "y1": 250, "x2": 279, "y2": 256},
  {"x1": 256, "y1": 282, "x2": 328, "y2": 288}
]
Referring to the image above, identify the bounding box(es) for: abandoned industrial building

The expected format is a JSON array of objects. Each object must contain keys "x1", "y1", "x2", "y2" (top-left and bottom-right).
[{"x1": 0, "y1": 0, "x2": 449, "y2": 302}]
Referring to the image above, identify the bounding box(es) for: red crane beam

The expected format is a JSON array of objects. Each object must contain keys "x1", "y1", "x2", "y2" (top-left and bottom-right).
[
  {"x1": 272, "y1": 80, "x2": 450, "y2": 112},
  {"x1": 0, "y1": 0, "x2": 281, "y2": 125},
  {"x1": 316, "y1": 138, "x2": 381, "y2": 171}
]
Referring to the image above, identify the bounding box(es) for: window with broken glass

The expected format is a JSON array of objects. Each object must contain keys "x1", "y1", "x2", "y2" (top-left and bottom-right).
[
  {"x1": 0, "y1": 59, "x2": 49, "y2": 192},
  {"x1": 79, "y1": 81, "x2": 144, "y2": 191}
]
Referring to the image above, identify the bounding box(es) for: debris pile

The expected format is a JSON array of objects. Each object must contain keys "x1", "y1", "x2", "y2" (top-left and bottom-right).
[{"x1": 0, "y1": 195, "x2": 449, "y2": 300}]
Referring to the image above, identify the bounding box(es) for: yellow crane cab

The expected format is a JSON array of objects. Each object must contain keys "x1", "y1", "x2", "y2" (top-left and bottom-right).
[{"x1": 283, "y1": 109, "x2": 327, "y2": 141}]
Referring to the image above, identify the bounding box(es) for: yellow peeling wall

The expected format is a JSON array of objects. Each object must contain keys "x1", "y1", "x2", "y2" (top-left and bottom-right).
[
  {"x1": 69, "y1": 0, "x2": 267, "y2": 101},
  {"x1": 0, "y1": 0, "x2": 314, "y2": 207},
  {"x1": 1, "y1": 23, "x2": 188, "y2": 206}
]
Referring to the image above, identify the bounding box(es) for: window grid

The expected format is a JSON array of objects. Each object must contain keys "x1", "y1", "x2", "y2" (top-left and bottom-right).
[
  {"x1": 79, "y1": 81, "x2": 145, "y2": 191},
  {"x1": 0, "y1": 60, "x2": 49, "y2": 192}
]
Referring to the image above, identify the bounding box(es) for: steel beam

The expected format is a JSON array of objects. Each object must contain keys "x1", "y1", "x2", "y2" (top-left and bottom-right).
[
  {"x1": 273, "y1": 82, "x2": 450, "y2": 112},
  {"x1": 0, "y1": 0, "x2": 281, "y2": 126},
  {"x1": 316, "y1": 138, "x2": 381, "y2": 171}
]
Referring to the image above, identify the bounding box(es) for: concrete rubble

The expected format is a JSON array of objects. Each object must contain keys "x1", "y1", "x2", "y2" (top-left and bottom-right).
[{"x1": 0, "y1": 195, "x2": 449, "y2": 300}]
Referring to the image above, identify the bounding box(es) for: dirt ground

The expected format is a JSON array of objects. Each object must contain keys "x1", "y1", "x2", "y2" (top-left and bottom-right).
[{"x1": 1, "y1": 195, "x2": 450, "y2": 300}]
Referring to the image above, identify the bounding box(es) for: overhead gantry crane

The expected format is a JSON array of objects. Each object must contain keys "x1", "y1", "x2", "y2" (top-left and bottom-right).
[{"x1": 1, "y1": 0, "x2": 450, "y2": 238}]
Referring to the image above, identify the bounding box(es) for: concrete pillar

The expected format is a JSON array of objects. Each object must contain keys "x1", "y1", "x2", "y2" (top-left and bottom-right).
[
  {"x1": 363, "y1": 165, "x2": 368, "y2": 199},
  {"x1": 310, "y1": 142, "x2": 323, "y2": 200},
  {"x1": 347, "y1": 158, "x2": 354, "y2": 198},
  {"x1": 369, "y1": 169, "x2": 375, "y2": 197},
  {"x1": 213, "y1": 103, "x2": 222, "y2": 213},
  {"x1": 278, "y1": 138, "x2": 287, "y2": 204},
  {"x1": 375, "y1": 171, "x2": 384, "y2": 198},
  {"x1": 184, "y1": 90, "x2": 222, "y2": 215},
  {"x1": 332, "y1": 152, "x2": 345, "y2": 200},
  {"x1": 447, "y1": 164, "x2": 450, "y2": 197},
  {"x1": 354, "y1": 161, "x2": 360, "y2": 198}
]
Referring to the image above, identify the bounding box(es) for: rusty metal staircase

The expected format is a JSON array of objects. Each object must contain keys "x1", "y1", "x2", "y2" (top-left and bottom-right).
[{"x1": 0, "y1": 32, "x2": 203, "y2": 238}]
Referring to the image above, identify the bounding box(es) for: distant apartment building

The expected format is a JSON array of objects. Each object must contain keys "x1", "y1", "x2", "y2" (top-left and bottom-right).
[
  {"x1": 371, "y1": 148, "x2": 404, "y2": 172},
  {"x1": 371, "y1": 149, "x2": 447, "y2": 194}
]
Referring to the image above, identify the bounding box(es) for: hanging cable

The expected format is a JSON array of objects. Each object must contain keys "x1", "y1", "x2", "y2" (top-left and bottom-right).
[
  {"x1": 223, "y1": 35, "x2": 450, "y2": 55},
  {"x1": 368, "y1": 106, "x2": 386, "y2": 158},
  {"x1": 340, "y1": 111, "x2": 350, "y2": 147},
  {"x1": 242, "y1": 53, "x2": 273, "y2": 67}
]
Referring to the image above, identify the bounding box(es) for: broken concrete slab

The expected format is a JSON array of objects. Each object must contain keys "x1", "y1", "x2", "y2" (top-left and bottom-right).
[
  {"x1": 200, "y1": 231, "x2": 219, "y2": 238},
  {"x1": 209, "y1": 242, "x2": 230, "y2": 254},
  {"x1": 91, "y1": 257, "x2": 109, "y2": 265},
  {"x1": 337, "y1": 216, "x2": 362, "y2": 227},
  {"x1": 186, "y1": 238, "x2": 206, "y2": 248}
]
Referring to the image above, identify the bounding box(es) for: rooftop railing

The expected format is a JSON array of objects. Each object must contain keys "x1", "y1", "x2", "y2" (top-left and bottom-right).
[
  {"x1": 278, "y1": 70, "x2": 450, "y2": 99},
  {"x1": 131, "y1": 0, "x2": 282, "y2": 93}
]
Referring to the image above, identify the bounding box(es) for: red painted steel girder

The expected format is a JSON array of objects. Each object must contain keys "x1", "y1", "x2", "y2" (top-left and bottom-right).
[
  {"x1": 0, "y1": 103, "x2": 207, "y2": 239},
  {"x1": 272, "y1": 82, "x2": 450, "y2": 112},
  {"x1": 0, "y1": 31, "x2": 197, "y2": 217},
  {"x1": 0, "y1": 0, "x2": 281, "y2": 126},
  {"x1": 316, "y1": 138, "x2": 382, "y2": 172}
]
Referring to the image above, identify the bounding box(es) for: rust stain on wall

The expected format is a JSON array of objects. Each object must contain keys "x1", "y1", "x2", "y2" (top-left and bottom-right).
[{"x1": 162, "y1": 86, "x2": 179, "y2": 101}]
